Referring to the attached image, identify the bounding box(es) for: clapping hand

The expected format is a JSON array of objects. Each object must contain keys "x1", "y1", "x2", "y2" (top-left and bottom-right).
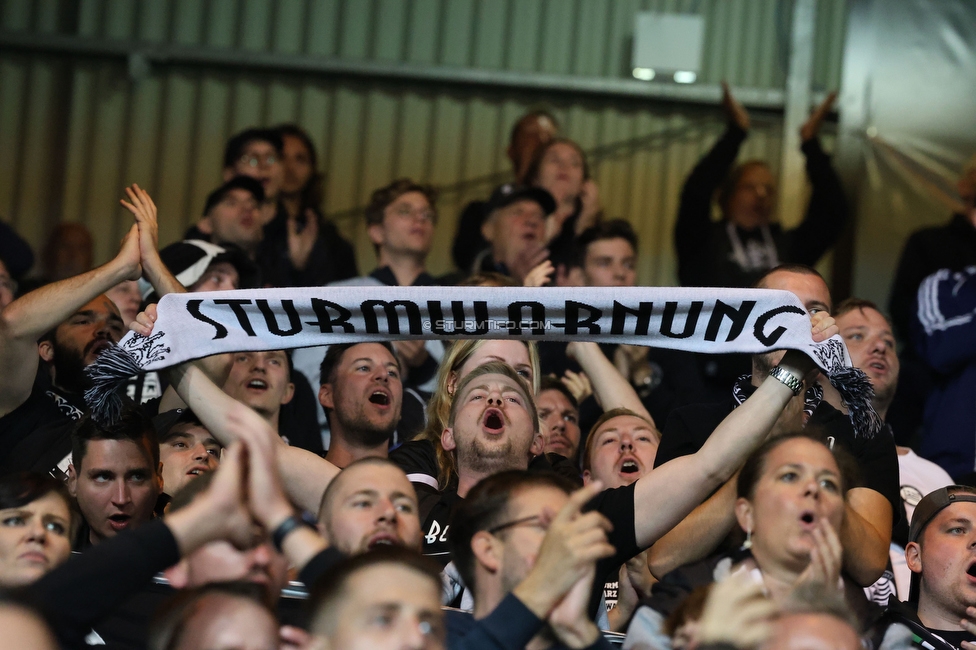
[{"x1": 722, "y1": 81, "x2": 751, "y2": 132}]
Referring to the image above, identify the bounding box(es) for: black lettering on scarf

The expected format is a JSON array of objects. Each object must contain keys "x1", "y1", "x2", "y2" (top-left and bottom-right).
[
  {"x1": 307, "y1": 298, "x2": 355, "y2": 333},
  {"x1": 256, "y1": 299, "x2": 303, "y2": 336},
  {"x1": 187, "y1": 300, "x2": 229, "y2": 339},
  {"x1": 507, "y1": 301, "x2": 546, "y2": 335},
  {"x1": 213, "y1": 299, "x2": 256, "y2": 336},
  {"x1": 362, "y1": 300, "x2": 424, "y2": 335},
  {"x1": 564, "y1": 301, "x2": 602, "y2": 335},
  {"x1": 754, "y1": 305, "x2": 805, "y2": 346},
  {"x1": 611, "y1": 301, "x2": 653, "y2": 336},
  {"x1": 704, "y1": 300, "x2": 756, "y2": 342},
  {"x1": 661, "y1": 301, "x2": 703, "y2": 339},
  {"x1": 426, "y1": 301, "x2": 490, "y2": 336}
]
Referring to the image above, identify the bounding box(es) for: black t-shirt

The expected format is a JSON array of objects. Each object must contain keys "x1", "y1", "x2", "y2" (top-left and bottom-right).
[
  {"x1": 929, "y1": 629, "x2": 976, "y2": 649},
  {"x1": 390, "y1": 441, "x2": 585, "y2": 561},
  {"x1": 883, "y1": 598, "x2": 975, "y2": 649},
  {"x1": 656, "y1": 385, "x2": 902, "y2": 527},
  {"x1": 391, "y1": 439, "x2": 638, "y2": 618},
  {"x1": 389, "y1": 439, "x2": 458, "y2": 564},
  {"x1": 0, "y1": 385, "x2": 85, "y2": 476},
  {"x1": 586, "y1": 481, "x2": 640, "y2": 617}
]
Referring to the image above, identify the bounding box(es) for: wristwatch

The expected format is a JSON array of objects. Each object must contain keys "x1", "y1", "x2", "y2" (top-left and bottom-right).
[
  {"x1": 271, "y1": 513, "x2": 315, "y2": 552},
  {"x1": 768, "y1": 366, "x2": 803, "y2": 396}
]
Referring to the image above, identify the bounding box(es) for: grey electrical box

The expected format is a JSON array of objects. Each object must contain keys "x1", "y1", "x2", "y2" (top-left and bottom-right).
[{"x1": 631, "y1": 12, "x2": 704, "y2": 81}]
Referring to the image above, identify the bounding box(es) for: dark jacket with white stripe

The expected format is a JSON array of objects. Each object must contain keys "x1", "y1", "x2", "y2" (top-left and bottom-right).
[{"x1": 912, "y1": 265, "x2": 976, "y2": 479}]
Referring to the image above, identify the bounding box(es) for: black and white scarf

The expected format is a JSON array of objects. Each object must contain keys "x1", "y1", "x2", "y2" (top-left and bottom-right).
[{"x1": 85, "y1": 286, "x2": 880, "y2": 435}]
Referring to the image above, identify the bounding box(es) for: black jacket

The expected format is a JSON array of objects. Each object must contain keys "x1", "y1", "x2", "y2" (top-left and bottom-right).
[
  {"x1": 674, "y1": 124, "x2": 847, "y2": 288},
  {"x1": 889, "y1": 213, "x2": 976, "y2": 343},
  {"x1": 446, "y1": 593, "x2": 614, "y2": 650}
]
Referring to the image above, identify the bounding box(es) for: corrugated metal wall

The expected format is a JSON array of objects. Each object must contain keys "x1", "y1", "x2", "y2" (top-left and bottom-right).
[{"x1": 0, "y1": 0, "x2": 848, "y2": 285}]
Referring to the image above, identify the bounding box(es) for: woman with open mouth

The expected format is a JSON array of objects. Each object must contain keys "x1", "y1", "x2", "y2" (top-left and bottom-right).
[{"x1": 629, "y1": 432, "x2": 882, "y2": 648}]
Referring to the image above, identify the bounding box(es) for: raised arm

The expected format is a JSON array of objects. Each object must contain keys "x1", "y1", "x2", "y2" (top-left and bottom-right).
[
  {"x1": 631, "y1": 349, "x2": 817, "y2": 549},
  {"x1": 0, "y1": 185, "x2": 184, "y2": 417},
  {"x1": 841, "y1": 487, "x2": 892, "y2": 585},
  {"x1": 131, "y1": 305, "x2": 341, "y2": 513},
  {"x1": 120, "y1": 184, "x2": 185, "y2": 297},
  {"x1": 566, "y1": 341, "x2": 655, "y2": 429},
  {"x1": 788, "y1": 92, "x2": 848, "y2": 265},
  {"x1": 168, "y1": 360, "x2": 339, "y2": 513},
  {"x1": 0, "y1": 226, "x2": 141, "y2": 416},
  {"x1": 646, "y1": 474, "x2": 739, "y2": 579},
  {"x1": 675, "y1": 82, "x2": 749, "y2": 286}
]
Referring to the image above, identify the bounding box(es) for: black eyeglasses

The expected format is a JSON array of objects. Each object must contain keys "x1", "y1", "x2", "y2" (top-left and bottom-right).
[{"x1": 487, "y1": 514, "x2": 547, "y2": 535}]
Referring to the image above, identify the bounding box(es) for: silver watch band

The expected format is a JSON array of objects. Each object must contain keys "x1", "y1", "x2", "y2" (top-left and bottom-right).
[{"x1": 768, "y1": 366, "x2": 803, "y2": 396}]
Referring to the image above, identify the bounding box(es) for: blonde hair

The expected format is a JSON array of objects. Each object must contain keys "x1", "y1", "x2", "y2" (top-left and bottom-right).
[{"x1": 416, "y1": 339, "x2": 540, "y2": 489}]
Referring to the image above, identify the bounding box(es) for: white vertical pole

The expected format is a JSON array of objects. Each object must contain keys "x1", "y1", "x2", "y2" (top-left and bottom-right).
[{"x1": 779, "y1": 0, "x2": 817, "y2": 228}]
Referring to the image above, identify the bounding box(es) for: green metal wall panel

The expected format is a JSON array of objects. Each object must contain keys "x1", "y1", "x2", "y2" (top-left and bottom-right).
[{"x1": 1, "y1": 0, "x2": 847, "y2": 284}]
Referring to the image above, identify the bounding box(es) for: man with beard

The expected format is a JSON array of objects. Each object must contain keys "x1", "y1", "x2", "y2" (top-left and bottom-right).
[
  {"x1": 0, "y1": 185, "x2": 183, "y2": 476},
  {"x1": 318, "y1": 342, "x2": 403, "y2": 468},
  {"x1": 396, "y1": 361, "x2": 544, "y2": 565},
  {"x1": 316, "y1": 457, "x2": 422, "y2": 554},
  {"x1": 648, "y1": 265, "x2": 897, "y2": 589}
]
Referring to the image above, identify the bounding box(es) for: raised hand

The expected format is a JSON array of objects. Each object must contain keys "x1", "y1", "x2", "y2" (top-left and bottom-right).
[
  {"x1": 722, "y1": 81, "x2": 751, "y2": 132},
  {"x1": 609, "y1": 552, "x2": 656, "y2": 631},
  {"x1": 509, "y1": 245, "x2": 550, "y2": 285},
  {"x1": 800, "y1": 91, "x2": 837, "y2": 142},
  {"x1": 237, "y1": 408, "x2": 294, "y2": 531},
  {"x1": 393, "y1": 339, "x2": 430, "y2": 369},
  {"x1": 130, "y1": 303, "x2": 157, "y2": 337},
  {"x1": 190, "y1": 441, "x2": 257, "y2": 550},
  {"x1": 810, "y1": 310, "x2": 838, "y2": 343},
  {"x1": 547, "y1": 564, "x2": 601, "y2": 649},
  {"x1": 523, "y1": 260, "x2": 555, "y2": 287},
  {"x1": 697, "y1": 573, "x2": 776, "y2": 650},
  {"x1": 287, "y1": 208, "x2": 319, "y2": 271},
  {"x1": 116, "y1": 224, "x2": 143, "y2": 281},
  {"x1": 120, "y1": 184, "x2": 158, "y2": 265},
  {"x1": 512, "y1": 481, "x2": 615, "y2": 619},
  {"x1": 960, "y1": 607, "x2": 976, "y2": 650},
  {"x1": 561, "y1": 370, "x2": 592, "y2": 405},
  {"x1": 795, "y1": 518, "x2": 843, "y2": 592},
  {"x1": 120, "y1": 183, "x2": 185, "y2": 295}
]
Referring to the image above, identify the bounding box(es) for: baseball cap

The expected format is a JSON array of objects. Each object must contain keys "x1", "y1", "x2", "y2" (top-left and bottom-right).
[
  {"x1": 141, "y1": 239, "x2": 260, "y2": 301},
  {"x1": 485, "y1": 183, "x2": 556, "y2": 216},
  {"x1": 152, "y1": 409, "x2": 205, "y2": 441},
  {"x1": 202, "y1": 176, "x2": 265, "y2": 216},
  {"x1": 907, "y1": 485, "x2": 976, "y2": 603}
]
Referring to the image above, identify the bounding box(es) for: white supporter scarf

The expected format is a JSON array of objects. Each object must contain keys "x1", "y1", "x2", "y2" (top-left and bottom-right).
[{"x1": 85, "y1": 285, "x2": 878, "y2": 432}]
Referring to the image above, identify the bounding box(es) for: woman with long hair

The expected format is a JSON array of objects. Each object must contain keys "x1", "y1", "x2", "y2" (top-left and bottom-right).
[{"x1": 523, "y1": 137, "x2": 603, "y2": 269}]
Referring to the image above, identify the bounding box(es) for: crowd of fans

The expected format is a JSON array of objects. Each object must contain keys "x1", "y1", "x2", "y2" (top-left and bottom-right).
[{"x1": 0, "y1": 81, "x2": 975, "y2": 650}]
